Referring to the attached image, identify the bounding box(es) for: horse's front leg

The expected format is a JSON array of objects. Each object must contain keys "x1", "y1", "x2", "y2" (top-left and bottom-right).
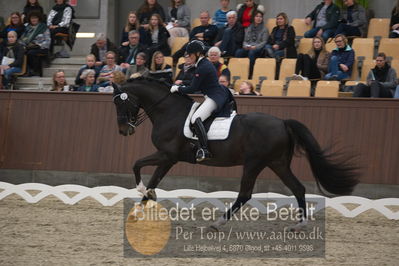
[
  {"x1": 145, "y1": 162, "x2": 174, "y2": 201},
  {"x1": 133, "y1": 151, "x2": 175, "y2": 200}
]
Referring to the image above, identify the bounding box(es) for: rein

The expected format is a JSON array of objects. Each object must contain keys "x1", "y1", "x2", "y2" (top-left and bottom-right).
[{"x1": 114, "y1": 91, "x2": 171, "y2": 128}]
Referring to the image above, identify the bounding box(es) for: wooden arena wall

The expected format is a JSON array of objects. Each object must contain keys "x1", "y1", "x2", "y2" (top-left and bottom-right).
[{"x1": 0, "y1": 91, "x2": 398, "y2": 185}]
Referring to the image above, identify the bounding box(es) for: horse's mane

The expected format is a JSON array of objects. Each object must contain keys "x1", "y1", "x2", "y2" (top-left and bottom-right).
[{"x1": 124, "y1": 76, "x2": 194, "y2": 103}]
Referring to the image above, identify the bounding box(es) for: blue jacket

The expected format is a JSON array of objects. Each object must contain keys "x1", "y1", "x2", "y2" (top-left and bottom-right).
[
  {"x1": 178, "y1": 57, "x2": 232, "y2": 116},
  {"x1": 331, "y1": 45, "x2": 355, "y2": 76}
]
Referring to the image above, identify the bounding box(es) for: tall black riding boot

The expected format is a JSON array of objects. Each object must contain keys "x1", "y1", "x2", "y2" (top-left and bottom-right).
[{"x1": 192, "y1": 118, "x2": 212, "y2": 162}]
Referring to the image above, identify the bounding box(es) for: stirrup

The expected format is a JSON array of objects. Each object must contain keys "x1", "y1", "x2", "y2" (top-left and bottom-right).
[{"x1": 196, "y1": 148, "x2": 211, "y2": 162}]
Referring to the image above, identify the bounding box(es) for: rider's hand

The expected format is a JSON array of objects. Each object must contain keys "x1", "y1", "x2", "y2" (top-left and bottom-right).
[{"x1": 170, "y1": 85, "x2": 180, "y2": 93}]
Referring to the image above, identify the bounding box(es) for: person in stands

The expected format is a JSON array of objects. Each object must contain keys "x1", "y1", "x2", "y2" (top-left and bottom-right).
[{"x1": 354, "y1": 53, "x2": 397, "y2": 98}]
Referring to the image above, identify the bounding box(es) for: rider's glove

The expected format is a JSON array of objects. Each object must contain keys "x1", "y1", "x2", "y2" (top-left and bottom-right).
[{"x1": 170, "y1": 85, "x2": 180, "y2": 93}]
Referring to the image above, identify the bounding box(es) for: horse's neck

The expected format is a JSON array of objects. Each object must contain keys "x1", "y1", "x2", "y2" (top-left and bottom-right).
[{"x1": 136, "y1": 85, "x2": 191, "y2": 124}]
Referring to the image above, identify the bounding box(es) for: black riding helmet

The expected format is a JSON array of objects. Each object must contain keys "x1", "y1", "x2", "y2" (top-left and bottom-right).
[{"x1": 186, "y1": 40, "x2": 206, "y2": 55}]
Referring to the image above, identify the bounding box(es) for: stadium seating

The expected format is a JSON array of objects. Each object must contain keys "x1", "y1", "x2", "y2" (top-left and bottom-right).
[
  {"x1": 252, "y1": 58, "x2": 276, "y2": 83},
  {"x1": 367, "y1": 18, "x2": 390, "y2": 39},
  {"x1": 278, "y1": 58, "x2": 296, "y2": 81},
  {"x1": 171, "y1": 36, "x2": 189, "y2": 56},
  {"x1": 286, "y1": 80, "x2": 311, "y2": 97},
  {"x1": 297, "y1": 38, "x2": 313, "y2": 54},
  {"x1": 352, "y1": 38, "x2": 374, "y2": 60},
  {"x1": 228, "y1": 58, "x2": 250, "y2": 81},
  {"x1": 391, "y1": 59, "x2": 399, "y2": 73},
  {"x1": 325, "y1": 39, "x2": 336, "y2": 52},
  {"x1": 378, "y1": 38, "x2": 399, "y2": 61},
  {"x1": 260, "y1": 80, "x2": 284, "y2": 96},
  {"x1": 314, "y1": 80, "x2": 340, "y2": 97},
  {"x1": 291, "y1": 19, "x2": 312, "y2": 38},
  {"x1": 360, "y1": 59, "x2": 376, "y2": 80},
  {"x1": 265, "y1": 18, "x2": 275, "y2": 34}
]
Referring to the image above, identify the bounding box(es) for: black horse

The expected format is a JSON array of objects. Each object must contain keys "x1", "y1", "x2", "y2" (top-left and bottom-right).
[{"x1": 113, "y1": 77, "x2": 359, "y2": 230}]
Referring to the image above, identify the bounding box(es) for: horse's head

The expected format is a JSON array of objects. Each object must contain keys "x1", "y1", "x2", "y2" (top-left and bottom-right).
[{"x1": 112, "y1": 84, "x2": 140, "y2": 136}]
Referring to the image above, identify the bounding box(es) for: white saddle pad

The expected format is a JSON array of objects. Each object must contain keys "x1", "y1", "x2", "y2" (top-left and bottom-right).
[{"x1": 184, "y1": 102, "x2": 237, "y2": 140}]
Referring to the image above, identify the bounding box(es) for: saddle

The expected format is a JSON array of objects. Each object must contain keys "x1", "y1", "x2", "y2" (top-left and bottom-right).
[{"x1": 184, "y1": 102, "x2": 237, "y2": 140}]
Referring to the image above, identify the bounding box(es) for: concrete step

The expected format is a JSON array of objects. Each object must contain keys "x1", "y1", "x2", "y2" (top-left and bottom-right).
[
  {"x1": 52, "y1": 56, "x2": 86, "y2": 65},
  {"x1": 51, "y1": 63, "x2": 84, "y2": 69},
  {"x1": 16, "y1": 77, "x2": 75, "y2": 86},
  {"x1": 43, "y1": 67, "x2": 80, "y2": 77},
  {"x1": 16, "y1": 86, "x2": 52, "y2": 91}
]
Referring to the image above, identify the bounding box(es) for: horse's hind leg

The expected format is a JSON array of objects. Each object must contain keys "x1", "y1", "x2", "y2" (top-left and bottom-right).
[
  {"x1": 269, "y1": 161, "x2": 307, "y2": 229},
  {"x1": 211, "y1": 160, "x2": 265, "y2": 230}
]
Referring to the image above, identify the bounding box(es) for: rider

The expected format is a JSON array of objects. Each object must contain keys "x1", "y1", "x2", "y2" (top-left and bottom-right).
[{"x1": 170, "y1": 40, "x2": 233, "y2": 162}]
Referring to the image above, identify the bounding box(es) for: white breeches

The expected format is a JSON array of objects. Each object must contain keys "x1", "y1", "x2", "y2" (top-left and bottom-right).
[{"x1": 191, "y1": 96, "x2": 217, "y2": 124}]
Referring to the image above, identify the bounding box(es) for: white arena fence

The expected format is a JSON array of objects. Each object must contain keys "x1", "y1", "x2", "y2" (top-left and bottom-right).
[{"x1": 0, "y1": 182, "x2": 398, "y2": 220}]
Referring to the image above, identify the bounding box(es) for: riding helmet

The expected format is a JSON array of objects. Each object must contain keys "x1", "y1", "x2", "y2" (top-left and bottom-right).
[{"x1": 186, "y1": 40, "x2": 205, "y2": 55}]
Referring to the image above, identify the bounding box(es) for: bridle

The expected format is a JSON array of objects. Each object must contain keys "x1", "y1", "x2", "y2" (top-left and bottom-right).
[{"x1": 113, "y1": 91, "x2": 171, "y2": 129}]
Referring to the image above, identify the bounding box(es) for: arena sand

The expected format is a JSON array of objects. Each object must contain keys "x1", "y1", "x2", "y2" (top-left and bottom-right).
[{"x1": 0, "y1": 194, "x2": 398, "y2": 266}]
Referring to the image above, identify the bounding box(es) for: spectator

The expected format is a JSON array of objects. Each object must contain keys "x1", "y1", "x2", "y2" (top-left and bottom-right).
[
  {"x1": 213, "y1": 0, "x2": 231, "y2": 29},
  {"x1": 0, "y1": 31, "x2": 25, "y2": 89},
  {"x1": 304, "y1": 0, "x2": 340, "y2": 42},
  {"x1": 265, "y1": 12, "x2": 297, "y2": 59},
  {"x1": 99, "y1": 71, "x2": 126, "y2": 93},
  {"x1": 236, "y1": 0, "x2": 265, "y2": 28},
  {"x1": 19, "y1": 12, "x2": 50, "y2": 77},
  {"x1": 293, "y1": 36, "x2": 330, "y2": 80},
  {"x1": 149, "y1": 51, "x2": 173, "y2": 83},
  {"x1": 395, "y1": 86, "x2": 399, "y2": 98},
  {"x1": 120, "y1": 11, "x2": 146, "y2": 46},
  {"x1": 172, "y1": 11, "x2": 219, "y2": 62},
  {"x1": 175, "y1": 52, "x2": 196, "y2": 86},
  {"x1": 354, "y1": 53, "x2": 397, "y2": 98},
  {"x1": 390, "y1": 0, "x2": 399, "y2": 38},
  {"x1": 238, "y1": 80, "x2": 259, "y2": 95},
  {"x1": 47, "y1": 0, "x2": 75, "y2": 55},
  {"x1": 137, "y1": 0, "x2": 166, "y2": 29},
  {"x1": 77, "y1": 69, "x2": 99, "y2": 92},
  {"x1": 235, "y1": 10, "x2": 268, "y2": 77},
  {"x1": 51, "y1": 70, "x2": 72, "y2": 91},
  {"x1": 142, "y1": 14, "x2": 171, "y2": 60},
  {"x1": 22, "y1": 0, "x2": 44, "y2": 24},
  {"x1": 207, "y1": 46, "x2": 230, "y2": 80},
  {"x1": 218, "y1": 74, "x2": 236, "y2": 94},
  {"x1": 324, "y1": 34, "x2": 354, "y2": 80},
  {"x1": 335, "y1": 0, "x2": 367, "y2": 37},
  {"x1": 90, "y1": 33, "x2": 119, "y2": 67},
  {"x1": 166, "y1": 0, "x2": 191, "y2": 44},
  {"x1": 98, "y1": 51, "x2": 123, "y2": 85},
  {"x1": 215, "y1": 11, "x2": 244, "y2": 57},
  {"x1": 0, "y1": 12, "x2": 25, "y2": 43},
  {"x1": 126, "y1": 52, "x2": 150, "y2": 79},
  {"x1": 75, "y1": 54, "x2": 101, "y2": 86},
  {"x1": 119, "y1": 30, "x2": 147, "y2": 68}
]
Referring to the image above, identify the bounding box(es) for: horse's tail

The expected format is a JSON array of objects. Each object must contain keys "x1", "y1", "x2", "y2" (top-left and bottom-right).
[{"x1": 284, "y1": 119, "x2": 359, "y2": 195}]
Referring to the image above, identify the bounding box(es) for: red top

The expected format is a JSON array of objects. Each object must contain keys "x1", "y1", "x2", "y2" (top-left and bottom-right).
[{"x1": 242, "y1": 7, "x2": 253, "y2": 28}]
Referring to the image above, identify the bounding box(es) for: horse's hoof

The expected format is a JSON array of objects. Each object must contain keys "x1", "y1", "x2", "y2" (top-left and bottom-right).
[{"x1": 147, "y1": 189, "x2": 157, "y2": 201}]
